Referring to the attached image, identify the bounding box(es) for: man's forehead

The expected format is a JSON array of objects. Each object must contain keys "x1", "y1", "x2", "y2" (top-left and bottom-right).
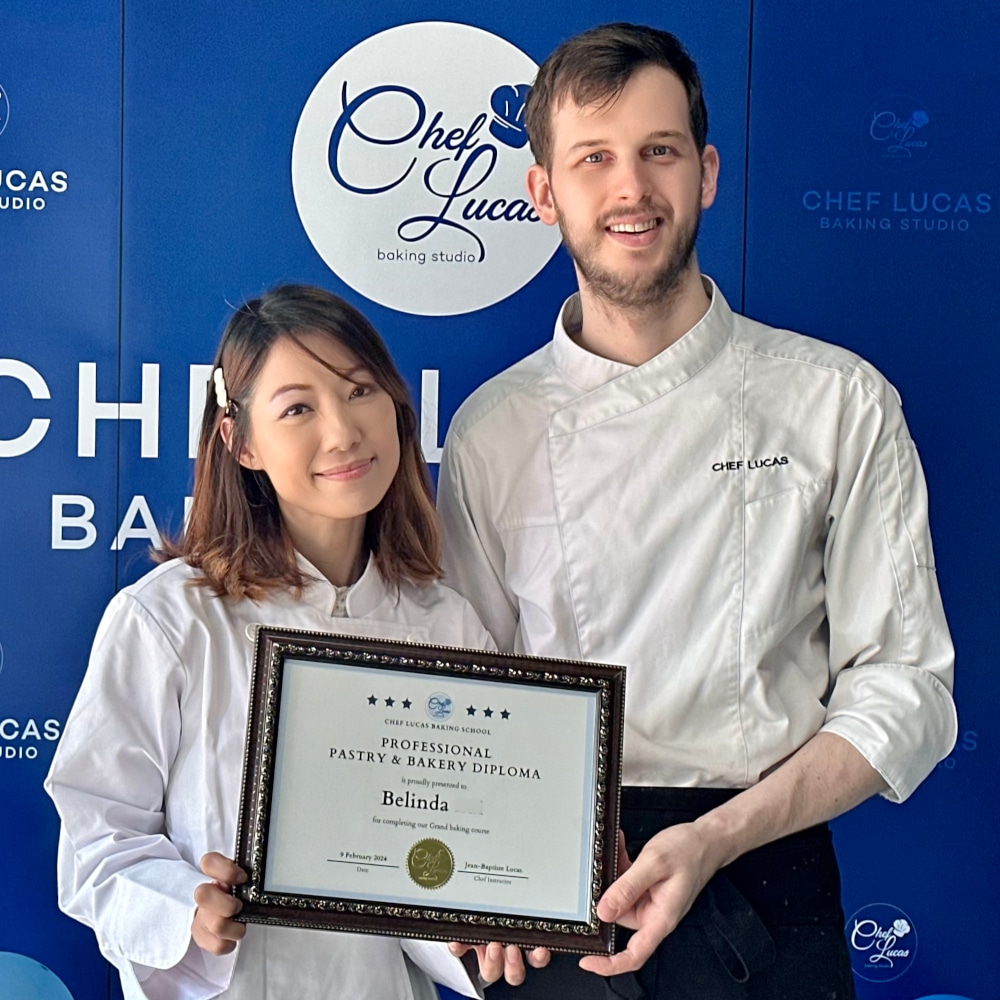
[{"x1": 548, "y1": 66, "x2": 691, "y2": 141}]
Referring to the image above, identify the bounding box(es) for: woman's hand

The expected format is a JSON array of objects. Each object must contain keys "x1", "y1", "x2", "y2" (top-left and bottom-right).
[
  {"x1": 192, "y1": 852, "x2": 248, "y2": 956},
  {"x1": 448, "y1": 941, "x2": 551, "y2": 986}
]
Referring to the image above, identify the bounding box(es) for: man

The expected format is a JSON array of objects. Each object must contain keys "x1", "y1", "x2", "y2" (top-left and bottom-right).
[{"x1": 438, "y1": 22, "x2": 956, "y2": 1000}]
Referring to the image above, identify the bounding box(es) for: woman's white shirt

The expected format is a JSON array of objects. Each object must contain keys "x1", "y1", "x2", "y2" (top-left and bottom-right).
[{"x1": 45, "y1": 554, "x2": 493, "y2": 1000}]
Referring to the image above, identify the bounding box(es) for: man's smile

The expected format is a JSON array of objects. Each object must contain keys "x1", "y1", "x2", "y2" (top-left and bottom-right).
[{"x1": 607, "y1": 219, "x2": 659, "y2": 234}]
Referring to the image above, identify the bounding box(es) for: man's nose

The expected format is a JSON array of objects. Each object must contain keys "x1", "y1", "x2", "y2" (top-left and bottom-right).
[{"x1": 611, "y1": 155, "x2": 654, "y2": 202}]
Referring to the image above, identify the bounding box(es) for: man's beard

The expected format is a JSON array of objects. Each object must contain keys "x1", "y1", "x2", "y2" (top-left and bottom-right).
[{"x1": 556, "y1": 198, "x2": 701, "y2": 312}]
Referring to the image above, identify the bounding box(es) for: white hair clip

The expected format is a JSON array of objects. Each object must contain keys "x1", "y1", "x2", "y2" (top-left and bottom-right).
[{"x1": 213, "y1": 367, "x2": 229, "y2": 410}]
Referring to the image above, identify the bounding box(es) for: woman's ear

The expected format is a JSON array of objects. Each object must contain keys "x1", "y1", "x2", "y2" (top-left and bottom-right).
[{"x1": 220, "y1": 416, "x2": 260, "y2": 469}]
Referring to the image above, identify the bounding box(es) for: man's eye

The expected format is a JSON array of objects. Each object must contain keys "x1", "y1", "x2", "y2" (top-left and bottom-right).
[
  {"x1": 583, "y1": 151, "x2": 604, "y2": 163},
  {"x1": 650, "y1": 145, "x2": 669, "y2": 156}
]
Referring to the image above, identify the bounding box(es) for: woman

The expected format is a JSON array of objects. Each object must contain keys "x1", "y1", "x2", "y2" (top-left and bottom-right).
[{"x1": 45, "y1": 285, "x2": 493, "y2": 1000}]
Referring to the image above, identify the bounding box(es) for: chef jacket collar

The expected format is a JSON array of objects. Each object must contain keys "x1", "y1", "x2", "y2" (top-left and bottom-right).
[
  {"x1": 552, "y1": 276, "x2": 733, "y2": 396},
  {"x1": 293, "y1": 550, "x2": 389, "y2": 619}
]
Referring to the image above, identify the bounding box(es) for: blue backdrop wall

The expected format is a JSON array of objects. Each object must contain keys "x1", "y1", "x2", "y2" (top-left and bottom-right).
[{"x1": 0, "y1": 3, "x2": 994, "y2": 999}]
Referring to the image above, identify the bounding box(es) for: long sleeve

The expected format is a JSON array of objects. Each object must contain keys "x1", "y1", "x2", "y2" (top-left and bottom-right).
[
  {"x1": 819, "y1": 363, "x2": 957, "y2": 801},
  {"x1": 45, "y1": 557, "x2": 500, "y2": 1000},
  {"x1": 44, "y1": 593, "x2": 233, "y2": 998}
]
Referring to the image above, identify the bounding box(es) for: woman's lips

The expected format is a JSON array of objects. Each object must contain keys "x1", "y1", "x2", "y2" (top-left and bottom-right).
[{"x1": 314, "y1": 458, "x2": 375, "y2": 481}]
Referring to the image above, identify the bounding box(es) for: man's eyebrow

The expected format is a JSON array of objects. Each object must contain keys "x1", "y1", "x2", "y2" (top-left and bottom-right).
[
  {"x1": 646, "y1": 130, "x2": 689, "y2": 143},
  {"x1": 564, "y1": 130, "x2": 690, "y2": 156},
  {"x1": 564, "y1": 138, "x2": 609, "y2": 156}
]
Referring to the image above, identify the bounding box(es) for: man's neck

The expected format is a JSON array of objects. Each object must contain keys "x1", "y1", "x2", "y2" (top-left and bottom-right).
[{"x1": 574, "y1": 266, "x2": 712, "y2": 367}]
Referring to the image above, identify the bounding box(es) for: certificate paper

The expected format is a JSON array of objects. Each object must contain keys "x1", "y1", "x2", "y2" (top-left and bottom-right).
[{"x1": 235, "y1": 629, "x2": 624, "y2": 953}]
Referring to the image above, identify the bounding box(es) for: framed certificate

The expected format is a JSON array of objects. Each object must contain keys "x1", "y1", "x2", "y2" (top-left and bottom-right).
[{"x1": 234, "y1": 627, "x2": 625, "y2": 954}]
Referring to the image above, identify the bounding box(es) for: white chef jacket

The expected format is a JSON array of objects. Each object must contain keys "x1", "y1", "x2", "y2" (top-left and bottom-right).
[
  {"x1": 45, "y1": 554, "x2": 492, "y2": 1000},
  {"x1": 439, "y1": 279, "x2": 956, "y2": 803}
]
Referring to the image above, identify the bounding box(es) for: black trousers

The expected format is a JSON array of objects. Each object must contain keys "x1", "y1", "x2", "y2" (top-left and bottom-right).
[{"x1": 486, "y1": 787, "x2": 856, "y2": 1000}]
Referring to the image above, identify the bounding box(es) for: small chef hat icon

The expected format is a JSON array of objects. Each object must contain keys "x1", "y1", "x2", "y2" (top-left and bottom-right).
[{"x1": 489, "y1": 84, "x2": 531, "y2": 148}]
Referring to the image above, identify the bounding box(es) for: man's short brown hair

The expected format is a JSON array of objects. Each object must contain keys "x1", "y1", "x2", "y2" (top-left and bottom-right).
[{"x1": 524, "y1": 23, "x2": 709, "y2": 169}]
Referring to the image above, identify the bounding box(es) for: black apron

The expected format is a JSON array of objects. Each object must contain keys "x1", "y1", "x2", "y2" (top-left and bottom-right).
[{"x1": 485, "y1": 787, "x2": 856, "y2": 1000}]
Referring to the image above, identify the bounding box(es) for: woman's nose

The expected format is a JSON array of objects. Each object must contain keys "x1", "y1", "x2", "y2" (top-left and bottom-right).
[{"x1": 320, "y1": 403, "x2": 362, "y2": 450}]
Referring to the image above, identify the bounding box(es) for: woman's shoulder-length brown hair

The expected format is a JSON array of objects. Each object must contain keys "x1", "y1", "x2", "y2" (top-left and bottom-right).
[{"x1": 162, "y1": 284, "x2": 441, "y2": 601}]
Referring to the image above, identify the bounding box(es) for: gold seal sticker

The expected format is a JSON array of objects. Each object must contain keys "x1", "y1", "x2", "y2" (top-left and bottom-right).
[{"x1": 406, "y1": 838, "x2": 454, "y2": 890}]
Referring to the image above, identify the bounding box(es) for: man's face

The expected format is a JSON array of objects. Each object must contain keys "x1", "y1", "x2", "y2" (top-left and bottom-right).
[{"x1": 527, "y1": 64, "x2": 718, "y2": 310}]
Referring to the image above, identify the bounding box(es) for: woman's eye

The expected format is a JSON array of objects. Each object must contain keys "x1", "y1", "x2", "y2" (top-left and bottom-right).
[
  {"x1": 349, "y1": 384, "x2": 373, "y2": 400},
  {"x1": 281, "y1": 403, "x2": 308, "y2": 418}
]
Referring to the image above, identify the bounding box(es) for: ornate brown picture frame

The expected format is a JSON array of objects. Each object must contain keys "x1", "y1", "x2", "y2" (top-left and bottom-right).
[{"x1": 234, "y1": 627, "x2": 625, "y2": 954}]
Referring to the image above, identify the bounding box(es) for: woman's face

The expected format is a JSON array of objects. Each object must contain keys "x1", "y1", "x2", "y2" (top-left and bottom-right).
[{"x1": 236, "y1": 331, "x2": 400, "y2": 544}]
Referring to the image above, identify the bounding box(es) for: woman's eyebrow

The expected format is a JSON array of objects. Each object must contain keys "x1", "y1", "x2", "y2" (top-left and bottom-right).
[
  {"x1": 269, "y1": 367, "x2": 368, "y2": 402},
  {"x1": 269, "y1": 382, "x2": 313, "y2": 402}
]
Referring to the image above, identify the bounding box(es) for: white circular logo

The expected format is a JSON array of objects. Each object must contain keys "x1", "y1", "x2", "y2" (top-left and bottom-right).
[
  {"x1": 292, "y1": 22, "x2": 559, "y2": 316},
  {"x1": 0, "y1": 84, "x2": 10, "y2": 138},
  {"x1": 0, "y1": 952, "x2": 75, "y2": 1000},
  {"x1": 425, "y1": 692, "x2": 453, "y2": 721},
  {"x1": 847, "y1": 902, "x2": 918, "y2": 982}
]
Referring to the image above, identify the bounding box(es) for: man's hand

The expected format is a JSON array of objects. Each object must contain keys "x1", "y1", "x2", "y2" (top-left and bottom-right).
[
  {"x1": 580, "y1": 734, "x2": 889, "y2": 976},
  {"x1": 579, "y1": 824, "x2": 723, "y2": 976},
  {"x1": 448, "y1": 941, "x2": 551, "y2": 986},
  {"x1": 192, "y1": 852, "x2": 248, "y2": 956}
]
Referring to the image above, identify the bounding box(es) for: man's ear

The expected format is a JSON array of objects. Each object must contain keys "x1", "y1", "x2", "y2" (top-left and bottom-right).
[
  {"x1": 526, "y1": 164, "x2": 558, "y2": 226},
  {"x1": 220, "y1": 416, "x2": 261, "y2": 470},
  {"x1": 700, "y1": 144, "x2": 719, "y2": 210}
]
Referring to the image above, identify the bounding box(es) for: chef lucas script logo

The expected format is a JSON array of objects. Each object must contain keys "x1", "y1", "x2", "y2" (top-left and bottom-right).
[{"x1": 292, "y1": 21, "x2": 560, "y2": 317}]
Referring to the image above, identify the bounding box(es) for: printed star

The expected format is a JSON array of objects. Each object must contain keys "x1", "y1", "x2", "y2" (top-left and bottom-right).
[
  {"x1": 500, "y1": 709, "x2": 510, "y2": 720},
  {"x1": 466, "y1": 705, "x2": 476, "y2": 716},
  {"x1": 402, "y1": 698, "x2": 412, "y2": 709},
  {"x1": 367, "y1": 695, "x2": 378, "y2": 705},
  {"x1": 483, "y1": 707, "x2": 493, "y2": 718},
  {"x1": 385, "y1": 697, "x2": 395, "y2": 707}
]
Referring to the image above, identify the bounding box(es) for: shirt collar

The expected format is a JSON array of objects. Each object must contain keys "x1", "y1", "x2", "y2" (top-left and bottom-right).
[
  {"x1": 551, "y1": 276, "x2": 734, "y2": 394},
  {"x1": 293, "y1": 551, "x2": 389, "y2": 619}
]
